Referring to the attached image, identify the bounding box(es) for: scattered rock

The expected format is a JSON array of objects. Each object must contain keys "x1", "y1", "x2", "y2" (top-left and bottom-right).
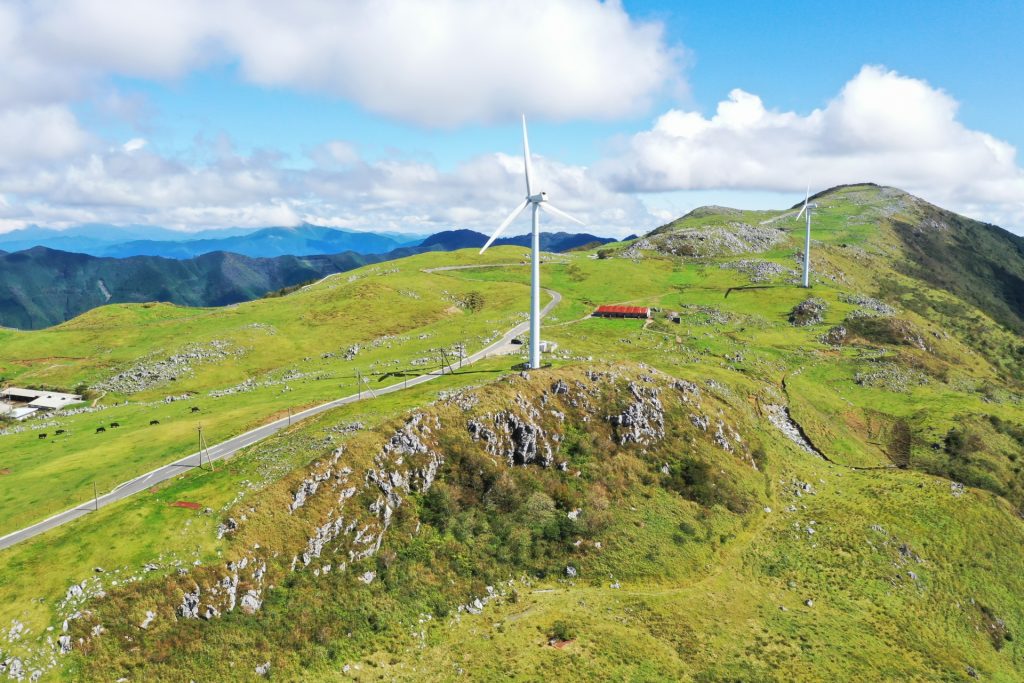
[
  {"x1": 819, "y1": 325, "x2": 847, "y2": 346},
  {"x1": 789, "y1": 298, "x2": 827, "y2": 327},
  {"x1": 606, "y1": 383, "x2": 665, "y2": 446},
  {"x1": 177, "y1": 587, "x2": 201, "y2": 619},
  {"x1": 719, "y1": 259, "x2": 794, "y2": 283},
  {"x1": 854, "y1": 364, "x2": 929, "y2": 392},
  {"x1": 842, "y1": 293, "x2": 896, "y2": 317},
  {"x1": 764, "y1": 404, "x2": 822, "y2": 457}
]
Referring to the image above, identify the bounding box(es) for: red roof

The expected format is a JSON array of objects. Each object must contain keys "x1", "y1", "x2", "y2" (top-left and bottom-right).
[{"x1": 594, "y1": 305, "x2": 650, "y2": 315}]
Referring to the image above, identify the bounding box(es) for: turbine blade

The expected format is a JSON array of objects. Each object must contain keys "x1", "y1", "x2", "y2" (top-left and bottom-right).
[
  {"x1": 480, "y1": 200, "x2": 529, "y2": 254},
  {"x1": 522, "y1": 114, "x2": 533, "y2": 196},
  {"x1": 796, "y1": 185, "x2": 809, "y2": 219},
  {"x1": 540, "y1": 202, "x2": 584, "y2": 226}
]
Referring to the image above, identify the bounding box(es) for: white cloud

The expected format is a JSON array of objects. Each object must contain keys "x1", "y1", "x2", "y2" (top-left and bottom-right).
[
  {"x1": 0, "y1": 105, "x2": 91, "y2": 168},
  {"x1": 4, "y1": 0, "x2": 680, "y2": 126},
  {"x1": 0, "y1": 136, "x2": 654, "y2": 236},
  {"x1": 601, "y1": 66, "x2": 1024, "y2": 230},
  {"x1": 122, "y1": 138, "x2": 147, "y2": 153},
  {"x1": 309, "y1": 141, "x2": 360, "y2": 169}
]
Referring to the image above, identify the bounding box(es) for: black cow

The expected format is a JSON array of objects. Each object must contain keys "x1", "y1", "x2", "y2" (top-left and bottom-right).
[
  {"x1": 96, "y1": 426, "x2": 106, "y2": 433},
  {"x1": 190, "y1": 406, "x2": 200, "y2": 413},
  {"x1": 149, "y1": 419, "x2": 160, "y2": 426},
  {"x1": 38, "y1": 433, "x2": 47, "y2": 439},
  {"x1": 110, "y1": 422, "x2": 120, "y2": 428},
  {"x1": 55, "y1": 429, "x2": 65, "y2": 435}
]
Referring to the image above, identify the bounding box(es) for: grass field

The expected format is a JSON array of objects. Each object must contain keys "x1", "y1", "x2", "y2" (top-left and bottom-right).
[
  {"x1": 0, "y1": 250, "x2": 543, "y2": 535},
  {"x1": 1, "y1": 184, "x2": 1022, "y2": 680}
]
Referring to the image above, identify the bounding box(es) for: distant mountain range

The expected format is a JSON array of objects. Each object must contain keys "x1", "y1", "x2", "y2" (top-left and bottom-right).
[
  {"x1": 0, "y1": 224, "x2": 424, "y2": 259},
  {"x1": 0, "y1": 228, "x2": 617, "y2": 329},
  {"x1": 416, "y1": 229, "x2": 622, "y2": 253},
  {"x1": 0, "y1": 223, "x2": 619, "y2": 261}
]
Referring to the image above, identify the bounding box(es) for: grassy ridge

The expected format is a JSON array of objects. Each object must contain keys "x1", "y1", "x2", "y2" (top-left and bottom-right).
[{"x1": 0, "y1": 184, "x2": 1022, "y2": 680}]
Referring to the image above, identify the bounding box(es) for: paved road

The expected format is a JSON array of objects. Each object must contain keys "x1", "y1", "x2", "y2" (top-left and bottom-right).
[{"x1": 0, "y1": 276, "x2": 560, "y2": 552}]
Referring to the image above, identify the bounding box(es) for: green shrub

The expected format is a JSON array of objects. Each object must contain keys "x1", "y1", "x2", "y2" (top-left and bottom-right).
[{"x1": 550, "y1": 619, "x2": 577, "y2": 642}]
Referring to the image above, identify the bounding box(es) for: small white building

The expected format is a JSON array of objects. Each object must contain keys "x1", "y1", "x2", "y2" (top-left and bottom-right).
[{"x1": 0, "y1": 387, "x2": 84, "y2": 420}]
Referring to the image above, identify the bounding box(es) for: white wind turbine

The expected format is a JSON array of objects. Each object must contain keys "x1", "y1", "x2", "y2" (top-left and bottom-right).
[
  {"x1": 480, "y1": 115, "x2": 583, "y2": 370},
  {"x1": 795, "y1": 185, "x2": 817, "y2": 288}
]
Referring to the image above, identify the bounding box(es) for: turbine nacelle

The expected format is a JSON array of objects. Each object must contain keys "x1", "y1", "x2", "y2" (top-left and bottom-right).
[{"x1": 528, "y1": 192, "x2": 548, "y2": 203}]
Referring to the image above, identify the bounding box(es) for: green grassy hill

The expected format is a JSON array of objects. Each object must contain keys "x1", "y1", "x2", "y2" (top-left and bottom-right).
[
  {"x1": 1, "y1": 184, "x2": 1022, "y2": 681},
  {"x1": 0, "y1": 230, "x2": 615, "y2": 330},
  {"x1": 0, "y1": 246, "x2": 381, "y2": 329}
]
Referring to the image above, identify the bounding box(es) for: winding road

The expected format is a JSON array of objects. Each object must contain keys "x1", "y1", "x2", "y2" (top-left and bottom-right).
[{"x1": 0, "y1": 267, "x2": 561, "y2": 552}]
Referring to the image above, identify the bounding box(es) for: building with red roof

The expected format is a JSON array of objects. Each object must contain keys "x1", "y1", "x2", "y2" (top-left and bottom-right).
[{"x1": 592, "y1": 305, "x2": 651, "y2": 319}]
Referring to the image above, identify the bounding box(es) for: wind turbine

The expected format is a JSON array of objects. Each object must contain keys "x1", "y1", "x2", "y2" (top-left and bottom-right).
[
  {"x1": 480, "y1": 115, "x2": 583, "y2": 370},
  {"x1": 795, "y1": 185, "x2": 816, "y2": 288}
]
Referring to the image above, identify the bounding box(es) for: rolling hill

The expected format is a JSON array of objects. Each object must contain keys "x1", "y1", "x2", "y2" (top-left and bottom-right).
[
  {"x1": 1, "y1": 184, "x2": 1022, "y2": 681},
  {"x1": 0, "y1": 247, "x2": 376, "y2": 330},
  {"x1": 0, "y1": 229, "x2": 615, "y2": 330}
]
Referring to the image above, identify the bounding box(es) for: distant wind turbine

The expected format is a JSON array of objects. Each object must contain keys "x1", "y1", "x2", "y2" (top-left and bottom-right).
[
  {"x1": 795, "y1": 185, "x2": 817, "y2": 288},
  {"x1": 480, "y1": 115, "x2": 583, "y2": 370}
]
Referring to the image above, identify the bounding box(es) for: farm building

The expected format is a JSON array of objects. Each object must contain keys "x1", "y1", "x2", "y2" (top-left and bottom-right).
[
  {"x1": 592, "y1": 305, "x2": 651, "y2": 319},
  {"x1": 0, "y1": 387, "x2": 83, "y2": 420}
]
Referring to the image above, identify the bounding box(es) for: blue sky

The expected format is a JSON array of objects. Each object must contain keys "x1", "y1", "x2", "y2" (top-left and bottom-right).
[{"x1": 1, "y1": 0, "x2": 1022, "y2": 236}]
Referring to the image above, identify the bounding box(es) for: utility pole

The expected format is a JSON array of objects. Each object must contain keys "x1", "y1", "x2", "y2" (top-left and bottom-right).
[
  {"x1": 93, "y1": 482, "x2": 99, "y2": 511},
  {"x1": 197, "y1": 423, "x2": 212, "y2": 471},
  {"x1": 440, "y1": 348, "x2": 456, "y2": 375},
  {"x1": 287, "y1": 407, "x2": 292, "y2": 426},
  {"x1": 357, "y1": 370, "x2": 362, "y2": 400}
]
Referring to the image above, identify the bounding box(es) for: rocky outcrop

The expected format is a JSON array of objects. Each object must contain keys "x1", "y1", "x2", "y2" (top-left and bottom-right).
[
  {"x1": 764, "y1": 404, "x2": 822, "y2": 457},
  {"x1": 820, "y1": 325, "x2": 847, "y2": 346},
  {"x1": 624, "y1": 223, "x2": 787, "y2": 260},
  {"x1": 606, "y1": 382, "x2": 665, "y2": 445},
  {"x1": 842, "y1": 293, "x2": 896, "y2": 317},
  {"x1": 789, "y1": 298, "x2": 827, "y2": 326},
  {"x1": 94, "y1": 340, "x2": 245, "y2": 394},
  {"x1": 75, "y1": 363, "x2": 758, "y2": 671},
  {"x1": 719, "y1": 259, "x2": 795, "y2": 283},
  {"x1": 492, "y1": 411, "x2": 553, "y2": 467},
  {"x1": 177, "y1": 587, "x2": 201, "y2": 619}
]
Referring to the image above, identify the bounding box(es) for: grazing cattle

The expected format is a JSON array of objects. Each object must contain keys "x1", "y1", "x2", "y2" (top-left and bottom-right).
[
  {"x1": 190, "y1": 406, "x2": 200, "y2": 413},
  {"x1": 38, "y1": 433, "x2": 47, "y2": 439},
  {"x1": 96, "y1": 427, "x2": 106, "y2": 433},
  {"x1": 55, "y1": 429, "x2": 65, "y2": 435},
  {"x1": 149, "y1": 419, "x2": 160, "y2": 426},
  {"x1": 110, "y1": 422, "x2": 120, "y2": 428}
]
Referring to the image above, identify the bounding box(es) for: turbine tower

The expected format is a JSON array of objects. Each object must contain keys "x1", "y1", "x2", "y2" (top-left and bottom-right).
[
  {"x1": 480, "y1": 115, "x2": 583, "y2": 369},
  {"x1": 795, "y1": 185, "x2": 816, "y2": 288}
]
